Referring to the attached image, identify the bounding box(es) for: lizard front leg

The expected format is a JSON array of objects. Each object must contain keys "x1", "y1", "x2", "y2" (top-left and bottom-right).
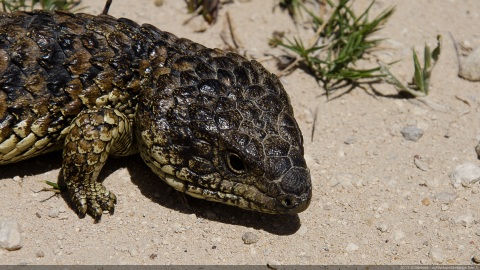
[{"x1": 60, "y1": 108, "x2": 136, "y2": 221}]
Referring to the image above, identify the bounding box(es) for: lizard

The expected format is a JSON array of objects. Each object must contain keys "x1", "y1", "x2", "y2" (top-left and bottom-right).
[{"x1": 0, "y1": 1, "x2": 312, "y2": 221}]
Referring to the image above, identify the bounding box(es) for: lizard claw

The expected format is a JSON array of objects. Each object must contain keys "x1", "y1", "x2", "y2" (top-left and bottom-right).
[{"x1": 68, "y1": 182, "x2": 117, "y2": 221}]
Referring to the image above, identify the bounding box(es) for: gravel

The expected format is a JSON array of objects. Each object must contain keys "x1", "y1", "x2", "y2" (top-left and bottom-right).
[
  {"x1": 48, "y1": 208, "x2": 60, "y2": 218},
  {"x1": 331, "y1": 173, "x2": 353, "y2": 189},
  {"x1": 401, "y1": 126, "x2": 424, "y2": 141},
  {"x1": 434, "y1": 192, "x2": 457, "y2": 204},
  {"x1": 459, "y1": 47, "x2": 480, "y2": 81},
  {"x1": 297, "y1": 225, "x2": 308, "y2": 236},
  {"x1": 454, "y1": 214, "x2": 475, "y2": 228},
  {"x1": 450, "y1": 163, "x2": 480, "y2": 188},
  {"x1": 421, "y1": 198, "x2": 430, "y2": 206},
  {"x1": 377, "y1": 223, "x2": 389, "y2": 233},
  {"x1": 0, "y1": 0, "x2": 479, "y2": 265},
  {"x1": 0, "y1": 217, "x2": 22, "y2": 251},
  {"x1": 345, "y1": 243, "x2": 359, "y2": 252},
  {"x1": 429, "y1": 247, "x2": 445, "y2": 263},
  {"x1": 242, "y1": 232, "x2": 259, "y2": 245},
  {"x1": 393, "y1": 230, "x2": 406, "y2": 242},
  {"x1": 473, "y1": 255, "x2": 480, "y2": 264},
  {"x1": 414, "y1": 155, "x2": 429, "y2": 171}
]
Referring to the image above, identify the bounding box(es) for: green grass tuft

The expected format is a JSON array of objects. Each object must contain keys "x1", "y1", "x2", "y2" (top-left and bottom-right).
[
  {"x1": 275, "y1": 0, "x2": 395, "y2": 94},
  {"x1": 380, "y1": 35, "x2": 442, "y2": 97},
  {"x1": 1, "y1": 0, "x2": 82, "y2": 12}
]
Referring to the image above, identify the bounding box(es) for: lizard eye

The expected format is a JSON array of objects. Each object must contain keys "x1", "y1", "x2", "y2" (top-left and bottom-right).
[{"x1": 226, "y1": 153, "x2": 246, "y2": 174}]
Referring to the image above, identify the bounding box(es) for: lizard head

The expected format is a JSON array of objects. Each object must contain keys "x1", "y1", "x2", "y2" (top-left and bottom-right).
[{"x1": 136, "y1": 41, "x2": 311, "y2": 214}]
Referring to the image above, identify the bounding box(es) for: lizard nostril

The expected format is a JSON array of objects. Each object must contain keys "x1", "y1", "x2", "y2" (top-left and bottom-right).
[{"x1": 282, "y1": 197, "x2": 294, "y2": 208}]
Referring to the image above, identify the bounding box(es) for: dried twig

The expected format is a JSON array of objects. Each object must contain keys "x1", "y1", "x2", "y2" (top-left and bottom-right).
[{"x1": 102, "y1": 0, "x2": 112, "y2": 15}]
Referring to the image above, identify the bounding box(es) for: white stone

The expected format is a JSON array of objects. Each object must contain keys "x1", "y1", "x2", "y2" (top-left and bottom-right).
[
  {"x1": 459, "y1": 47, "x2": 480, "y2": 81},
  {"x1": 401, "y1": 126, "x2": 424, "y2": 141},
  {"x1": 0, "y1": 217, "x2": 22, "y2": 251},
  {"x1": 297, "y1": 225, "x2": 308, "y2": 236},
  {"x1": 429, "y1": 247, "x2": 445, "y2": 263},
  {"x1": 377, "y1": 223, "x2": 389, "y2": 232},
  {"x1": 434, "y1": 192, "x2": 457, "y2": 204},
  {"x1": 454, "y1": 214, "x2": 475, "y2": 228},
  {"x1": 345, "y1": 243, "x2": 359, "y2": 252},
  {"x1": 394, "y1": 230, "x2": 406, "y2": 241},
  {"x1": 450, "y1": 163, "x2": 480, "y2": 188},
  {"x1": 331, "y1": 173, "x2": 353, "y2": 189}
]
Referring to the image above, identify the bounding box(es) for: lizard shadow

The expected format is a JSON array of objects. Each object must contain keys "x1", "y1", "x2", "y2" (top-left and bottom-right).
[
  {"x1": 0, "y1": 153, "x2": 302, "y2": 235},
  {"x1": 0, "y1": 151, "x2": 63, "y2": 179},
  {"x1": 123, "y1": 155, "x2": 302, "y2": 236}
]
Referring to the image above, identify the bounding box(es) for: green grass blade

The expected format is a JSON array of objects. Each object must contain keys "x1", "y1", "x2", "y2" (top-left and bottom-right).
[
  {"x1": 412, "y1": 49, "x2": 424, "y2": 93},
  {"x1": 276, "y1": 0, "x2": 399, "y2": 95},
  {"x1": 424, "y1": 43, "x2": 431, "y2": 71}
]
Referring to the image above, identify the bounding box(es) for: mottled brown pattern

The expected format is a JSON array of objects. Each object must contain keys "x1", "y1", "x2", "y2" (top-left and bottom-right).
[{"x1": 0, "y1": 10, "x2": 311, "y2": 220}]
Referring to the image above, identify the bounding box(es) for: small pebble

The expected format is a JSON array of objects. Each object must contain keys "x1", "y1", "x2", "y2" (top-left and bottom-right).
[
  {"x1": 401, "y1": 126, "x2": 424, "y2": 141},
  {"x1": 419, "y1": 258, "x2": 429, "y2": 265},
  {"x1": 129, "y1": 248, "x2": 139, "y2": 257},
  {"x1": 421, "y1": 198, "x2": 430, "y2": 206},
  {"x1": 377, "y1": 223, "x2": 389, "y2": 233},
  {"x1": 36, "y1": 251, "x2": 45, "y2": 258},
  {"x1": 344, "y1": 138, "x2": 356, "y2": 145},
  {"x1": 459, "y1": 47, "x2": 480, "y2": 81},
  {"x1": 323, "y1": 204, "x2": 333, "y2": 211},
  {"x1": 414, "y1": 156, "x2": 428, "y2": 171},
  {"x1": 454, "y1": 214, "x2": 475, "y2": 228},
  {"x1": 394, "y1": 230, "x2": 405, "y2": 241},
  {"x1": 0, "y1": 217, "x2": 22, "y2": 251},
  {"x1": 425, "y1": 178, "x2": 440, "y2": 188},
  {"x1": 267, "y1": 259, "x2": 282, "y2": 267},
  {"x1": 48, "y1": 209, "x2": 60, "y2": 218},
  {"x1": 242, "y1": 232, "x2": 259, "y2": 245},
  {"x1": 331, "y1": 173, "x2": 353, "y2": 189},
  {"x1": 345, "y1": 243, "x2": 359, "y2": 252},
  {"x1": 449, "y1": 163, "x2": 480, "y2": 188},
  {"x1": 461, "y1": 40, "x2": 473, "y2": 51},
  {"x1": 434, "y1": 192, "x2": 457, "y2": 204},
  {"x1": 12, "y1": 176, "x2": 21, "y2": 182},
  {"x1": 473, "y1": 255, "x2": 480, "y2": 264},
  {"x1": 172, "y1": 223, "x2": 184, "y2": 233},
  {"x1": 297, "y1": 225, "x2": 308, "y2": 236},
  {"x1": 429, "y1": 247, "x2": 445, "y2": 263}
]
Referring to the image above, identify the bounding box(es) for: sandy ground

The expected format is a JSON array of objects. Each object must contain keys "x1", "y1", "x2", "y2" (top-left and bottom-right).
[{"x1": 1, "y1": 0, "x2": 480, "y2": 265}]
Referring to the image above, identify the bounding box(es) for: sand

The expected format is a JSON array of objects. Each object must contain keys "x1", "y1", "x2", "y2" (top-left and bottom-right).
[{"x1": 1, "y1": 0, "x2": 480, "y2": 265}]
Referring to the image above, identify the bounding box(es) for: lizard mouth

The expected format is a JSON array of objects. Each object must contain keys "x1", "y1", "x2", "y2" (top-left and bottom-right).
[{"x1": 161, "y1": 172, "x2": 309, "y2": 214}]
